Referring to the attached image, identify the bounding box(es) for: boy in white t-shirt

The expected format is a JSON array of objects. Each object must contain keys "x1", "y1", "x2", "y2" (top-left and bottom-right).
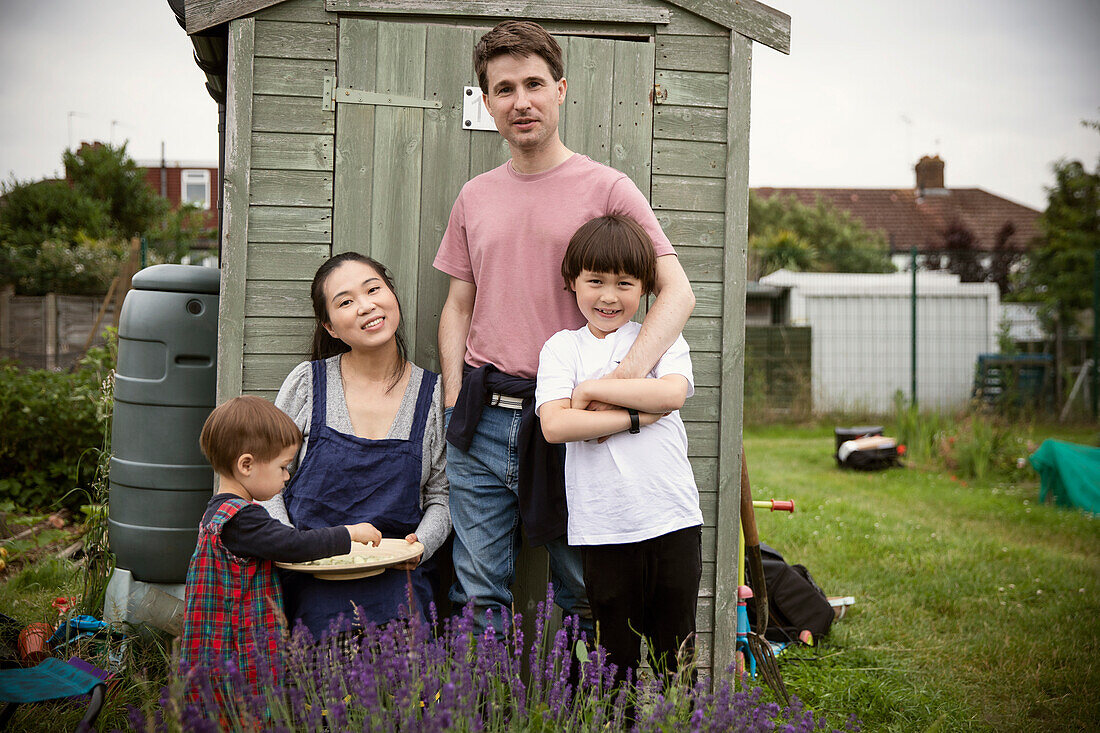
[{"x1": 535, "y1": 214, "x2": 703, "y2": 683}]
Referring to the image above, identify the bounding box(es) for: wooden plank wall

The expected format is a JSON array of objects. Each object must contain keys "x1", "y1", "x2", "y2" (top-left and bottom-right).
[
  {"x1": 712, "y1": 30, "x2": 751, "y2": 676},
  {"x1": 235, "y1": 0, "x2": 336, "y2": 401},
  {"x1": 651, "y1": 6, "x2": 731, "y2": 674}
]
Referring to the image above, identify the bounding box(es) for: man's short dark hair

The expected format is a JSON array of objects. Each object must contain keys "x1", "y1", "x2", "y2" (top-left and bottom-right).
[
  {"x1": 562, "y1": 215, "x2": 658, "y2": 295},
  {"x1": 473, "y1": 20, "x2": 564, "y2": 93},
  {"x1": 199, "y1": 396, "x2": 301, "y2": 477}
]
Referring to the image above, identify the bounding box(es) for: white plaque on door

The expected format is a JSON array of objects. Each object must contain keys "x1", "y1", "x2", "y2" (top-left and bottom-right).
[{"x1": 462, "y1": 86, "x2": 497, "y2": 131}]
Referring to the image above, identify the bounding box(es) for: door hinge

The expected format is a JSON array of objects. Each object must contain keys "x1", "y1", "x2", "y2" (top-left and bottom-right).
[
  {"x1": 652, "y1": 83, "x2": 668, "y2": 105},
  {"x1": 322, "y1": 76, "x2": 442, "y2": 112}
]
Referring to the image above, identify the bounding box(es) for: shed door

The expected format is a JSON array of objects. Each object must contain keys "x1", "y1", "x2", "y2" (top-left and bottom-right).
[{"x1": 332, "y1": 18, "x2": 656, "y2": 372}]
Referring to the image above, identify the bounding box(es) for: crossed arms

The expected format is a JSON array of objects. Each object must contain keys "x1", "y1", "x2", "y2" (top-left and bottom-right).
[{"x1": 539, "y1": 374, "x2": 689, "y2": 444}]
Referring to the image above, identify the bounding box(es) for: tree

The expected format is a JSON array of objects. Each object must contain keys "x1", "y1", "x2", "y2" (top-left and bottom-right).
[
  {"x1": 144, "y1": 203, "x2": 214, "y2": 264},
  {"x1": 1019, "y1": 157, "x2": 1100, "y2": 325},
  {"x1": 932, "y1": 221, "x2": 984, "y2": 282},
  {"x1": 926, "y1": 220, "x2": 1025, "y2": 297},
  {"x1": 988, "y1": 222, "x2": 1023, "y2": 297},
  {"x1": 749, "y1": 193, "x2": 895, "y2": 278},
  {"x1": 0, "y1": 178, "x2": 113, "y2": 248},
  {"x1": 752, "y1": 228, "x2": 815, "y2": 275},
  {"x1": 0, "y1": 142, "x2": 198, "y2": 294},
  {"x1": 0, "y1": 239, "x2": 124, "y2": 296},
  {"x1": 63, "y1": 142, "x2": 167, "y2": 237}
]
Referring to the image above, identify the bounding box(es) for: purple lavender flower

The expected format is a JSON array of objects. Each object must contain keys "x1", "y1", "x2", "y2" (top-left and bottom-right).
[{"x1": 154, "y1": 583, "x2": 857, "y2": 733}]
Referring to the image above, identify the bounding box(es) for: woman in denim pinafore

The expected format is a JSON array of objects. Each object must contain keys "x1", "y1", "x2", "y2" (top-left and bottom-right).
[{"x1": 266, "y1": 254, "x2": 451, "y2": 639}]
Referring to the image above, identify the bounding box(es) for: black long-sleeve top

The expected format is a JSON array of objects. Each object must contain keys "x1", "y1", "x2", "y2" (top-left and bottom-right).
[{"x1": 203, "y1": 494, "x2": 351, "y2": 563}]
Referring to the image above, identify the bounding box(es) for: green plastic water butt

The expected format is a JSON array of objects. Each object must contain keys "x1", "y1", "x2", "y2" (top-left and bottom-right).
[{"x1": 108, "y1": 264, "x2": 220, "y2": 583}]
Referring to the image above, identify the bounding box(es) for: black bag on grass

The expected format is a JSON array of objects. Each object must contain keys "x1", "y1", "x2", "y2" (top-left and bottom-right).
[{"x1": 746, "y1": 543, "x2": 834, "y2": 642}]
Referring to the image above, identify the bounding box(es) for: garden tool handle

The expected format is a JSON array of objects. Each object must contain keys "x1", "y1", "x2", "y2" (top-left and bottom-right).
[
  {"x1": 739, "y1": 451, "x2": 771, "y2": 634},
  {"x1": 739, "y1": 453, "x2": 760, "y2": 546},
  {"x1": 753, "y1": 499, "x2": 795, "y2": 513}
]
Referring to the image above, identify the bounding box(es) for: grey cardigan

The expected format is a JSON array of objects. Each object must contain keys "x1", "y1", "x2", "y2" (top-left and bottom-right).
[{"x1": 260, "y1": 356, "x2": 451, "y2": 562}]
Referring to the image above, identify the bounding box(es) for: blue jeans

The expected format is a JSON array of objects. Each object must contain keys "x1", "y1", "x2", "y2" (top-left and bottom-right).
[{"x1": 446, "y1": 405, "x2": 591, "y2": 636}]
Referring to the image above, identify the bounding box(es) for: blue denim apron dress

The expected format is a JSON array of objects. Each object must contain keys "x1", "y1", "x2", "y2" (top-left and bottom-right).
[{"x1": 281, "y1": 359, "x2": 437, "y2": 638}]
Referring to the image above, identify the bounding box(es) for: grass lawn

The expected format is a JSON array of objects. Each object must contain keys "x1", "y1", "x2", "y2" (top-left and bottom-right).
[
  {"x1": 745, "y1": 422, "x2": 1100, "y2": 732},
  {"x1": 1, "y1": 421, "x2": 1096, "y2": 731}
]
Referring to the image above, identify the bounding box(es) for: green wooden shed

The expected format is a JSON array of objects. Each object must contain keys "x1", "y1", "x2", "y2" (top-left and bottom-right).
[{"x1": 178, "y1": 0, "x2": 790, "y2": 678}]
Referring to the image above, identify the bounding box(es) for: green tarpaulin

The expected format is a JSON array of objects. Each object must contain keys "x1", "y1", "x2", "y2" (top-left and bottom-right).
[{"x1": 1029, "y1": 439, "x2": 1100, "y2": 513}]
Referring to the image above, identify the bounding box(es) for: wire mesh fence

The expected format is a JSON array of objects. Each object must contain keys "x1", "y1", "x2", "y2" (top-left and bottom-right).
[{"x1": 746, "y1": 270, "x2": 1095, "y2": 423}]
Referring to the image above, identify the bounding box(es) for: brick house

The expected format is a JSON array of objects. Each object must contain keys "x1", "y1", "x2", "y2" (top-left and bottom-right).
[
  {"x1": 754, "y1": 155, "x2": 1042, "y2": 272},
  {"x1": 137, "y1": 159, "x2": 220, "y2": 231}
]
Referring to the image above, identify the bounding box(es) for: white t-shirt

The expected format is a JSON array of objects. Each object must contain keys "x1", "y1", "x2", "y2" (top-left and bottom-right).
[{"x1": 535, "y1": 321, "x2": 704, "y2": 545}]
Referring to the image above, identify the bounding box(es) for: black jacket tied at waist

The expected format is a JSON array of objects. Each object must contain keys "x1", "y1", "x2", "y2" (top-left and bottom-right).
[{"x1": 446, "y1": 363, "x2": 566, "y2": 546}]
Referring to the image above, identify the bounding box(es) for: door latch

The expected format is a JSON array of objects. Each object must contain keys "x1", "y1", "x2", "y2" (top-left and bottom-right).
[{"x1": 322, "y1": 76, "x2": 442, "y2": 112}]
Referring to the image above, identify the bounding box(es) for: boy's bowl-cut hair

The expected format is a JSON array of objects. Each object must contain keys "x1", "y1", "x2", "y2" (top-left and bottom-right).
[
  {"x1": 562, "y1": 214, "x2": 658, "y2": 295},
  {"x1": 200, "y1": 396, "x2": 301, "y2": 477},
  {"x1": 473, "y1": 20, "x2": 564, "y2": 94}
]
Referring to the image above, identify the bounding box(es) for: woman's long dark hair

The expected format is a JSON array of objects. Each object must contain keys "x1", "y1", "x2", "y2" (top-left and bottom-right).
[{"x1": 309, "y1": 252, "x2": 409, "y2": 391}]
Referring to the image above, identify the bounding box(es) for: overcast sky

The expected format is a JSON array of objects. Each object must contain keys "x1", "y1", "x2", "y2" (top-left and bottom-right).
[{"x1": 1, "y1": 0, "x2": 1097, "y2": 210}]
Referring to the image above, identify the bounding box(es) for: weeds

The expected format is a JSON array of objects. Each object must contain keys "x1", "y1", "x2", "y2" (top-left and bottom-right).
[
  {"x1": 0, "y1": 331, "x2": 117, "y2": 511},
  {"x1": 76, "y1": 367, "x2": 115, "y2": 617},
  {"x1": 891, "y1": 393, "x2": 1042, "y2": 481}
]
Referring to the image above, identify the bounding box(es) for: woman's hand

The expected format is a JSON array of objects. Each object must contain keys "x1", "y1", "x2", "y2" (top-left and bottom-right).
[
  {"x1": 392, "y1": 532, "x2": 423, "y2": 570},
  {"x1": 347, "y1": 522, "x2": 382, "y2": 546}
]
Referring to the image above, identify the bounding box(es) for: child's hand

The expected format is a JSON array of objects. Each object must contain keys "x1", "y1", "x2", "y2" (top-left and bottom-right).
[
  {"x1": 570, "y1": 380, "x2": 593, "y2": 410},
  {"x1": 392, "y1": 533, "x2": 423, "y2": 570},
  {"x1": 347, "y1": 523, "x2": 382, "y2": 546},
  {"x1": 573, "y1": 381, "x2": 619, "y2": 442}
]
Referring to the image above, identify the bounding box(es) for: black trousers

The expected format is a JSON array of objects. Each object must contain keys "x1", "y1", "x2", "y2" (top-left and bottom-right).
[{"x1": 580, "y1": 525, "x2": 702, "y2": 683}]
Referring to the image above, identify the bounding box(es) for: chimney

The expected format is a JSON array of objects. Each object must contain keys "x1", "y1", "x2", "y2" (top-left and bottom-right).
[{"x1": 915, "y1": 155, "x2": 945, "y2": 194}]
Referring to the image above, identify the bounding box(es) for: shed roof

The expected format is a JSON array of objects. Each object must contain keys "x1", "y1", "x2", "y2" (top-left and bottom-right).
[
  {"x1": 746, "y1": 281, "x2": 786, "y2": 298},
  {"x1": 752, "y1": 186, "x2": 1041, "y2": 255},
  {"x1": 760, "y1": 269, "x2": 1001, "y2": 298},
  {"x1": 182, "y1": 0, "x2": 790, "y2": 53}
]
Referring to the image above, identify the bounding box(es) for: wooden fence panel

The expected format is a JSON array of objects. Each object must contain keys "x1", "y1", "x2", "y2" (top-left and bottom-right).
[{"x1": 0, "y1": 293, "x2": 115, "y2": 370}]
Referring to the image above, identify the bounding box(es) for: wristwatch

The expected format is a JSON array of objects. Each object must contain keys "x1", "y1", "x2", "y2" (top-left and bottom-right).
[{"x1": 627, "y1": 409, "x2": 640, "y2": 434}]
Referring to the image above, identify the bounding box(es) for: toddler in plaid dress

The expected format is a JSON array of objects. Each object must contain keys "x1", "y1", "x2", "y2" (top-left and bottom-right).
[{"x1": 179, "y1": 396, "x2": 381, "y2": 699}]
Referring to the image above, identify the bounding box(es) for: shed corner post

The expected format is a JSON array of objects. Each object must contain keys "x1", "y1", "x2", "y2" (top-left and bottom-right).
[
  {"x1": 217, "y1": 16, "x2": 256, "y2": 405},
  {"x1": 712, "y1": 30, "x2": 752, "y2": 679}
]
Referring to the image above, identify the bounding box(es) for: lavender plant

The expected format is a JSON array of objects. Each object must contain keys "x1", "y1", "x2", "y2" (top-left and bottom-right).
[{"x1": 129, "y1": 587, "x2": 856, "y2": 732}]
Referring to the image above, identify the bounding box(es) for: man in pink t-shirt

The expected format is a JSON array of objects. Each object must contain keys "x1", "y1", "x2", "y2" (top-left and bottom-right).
[{"x1": 434, "y1": 20, "x2": 696, "y2": 635}]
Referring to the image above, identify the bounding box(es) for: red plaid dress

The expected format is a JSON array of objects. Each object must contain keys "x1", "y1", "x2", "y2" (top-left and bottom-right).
[{"x1": 179, "y1": 496, "x2": 283, "y2": 691}]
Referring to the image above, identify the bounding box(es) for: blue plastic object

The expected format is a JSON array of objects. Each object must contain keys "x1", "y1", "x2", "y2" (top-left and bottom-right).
[
  {"x1": 736, "y1": 591, "x2": 756, "y2": 679},
  {"x1": 47, "y1": 615, "x2": 109, "y2": 647}
]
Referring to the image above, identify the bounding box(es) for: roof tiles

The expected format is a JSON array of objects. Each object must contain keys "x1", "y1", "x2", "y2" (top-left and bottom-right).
[{"x1": 752, "y1": 187, "x2": 1041, "y2": 253}]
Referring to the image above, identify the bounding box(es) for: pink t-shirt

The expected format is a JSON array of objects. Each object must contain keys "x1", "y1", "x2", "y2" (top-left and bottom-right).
[{"x1": 433, "y1": 154, "x2": 675, "y2": 378}]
